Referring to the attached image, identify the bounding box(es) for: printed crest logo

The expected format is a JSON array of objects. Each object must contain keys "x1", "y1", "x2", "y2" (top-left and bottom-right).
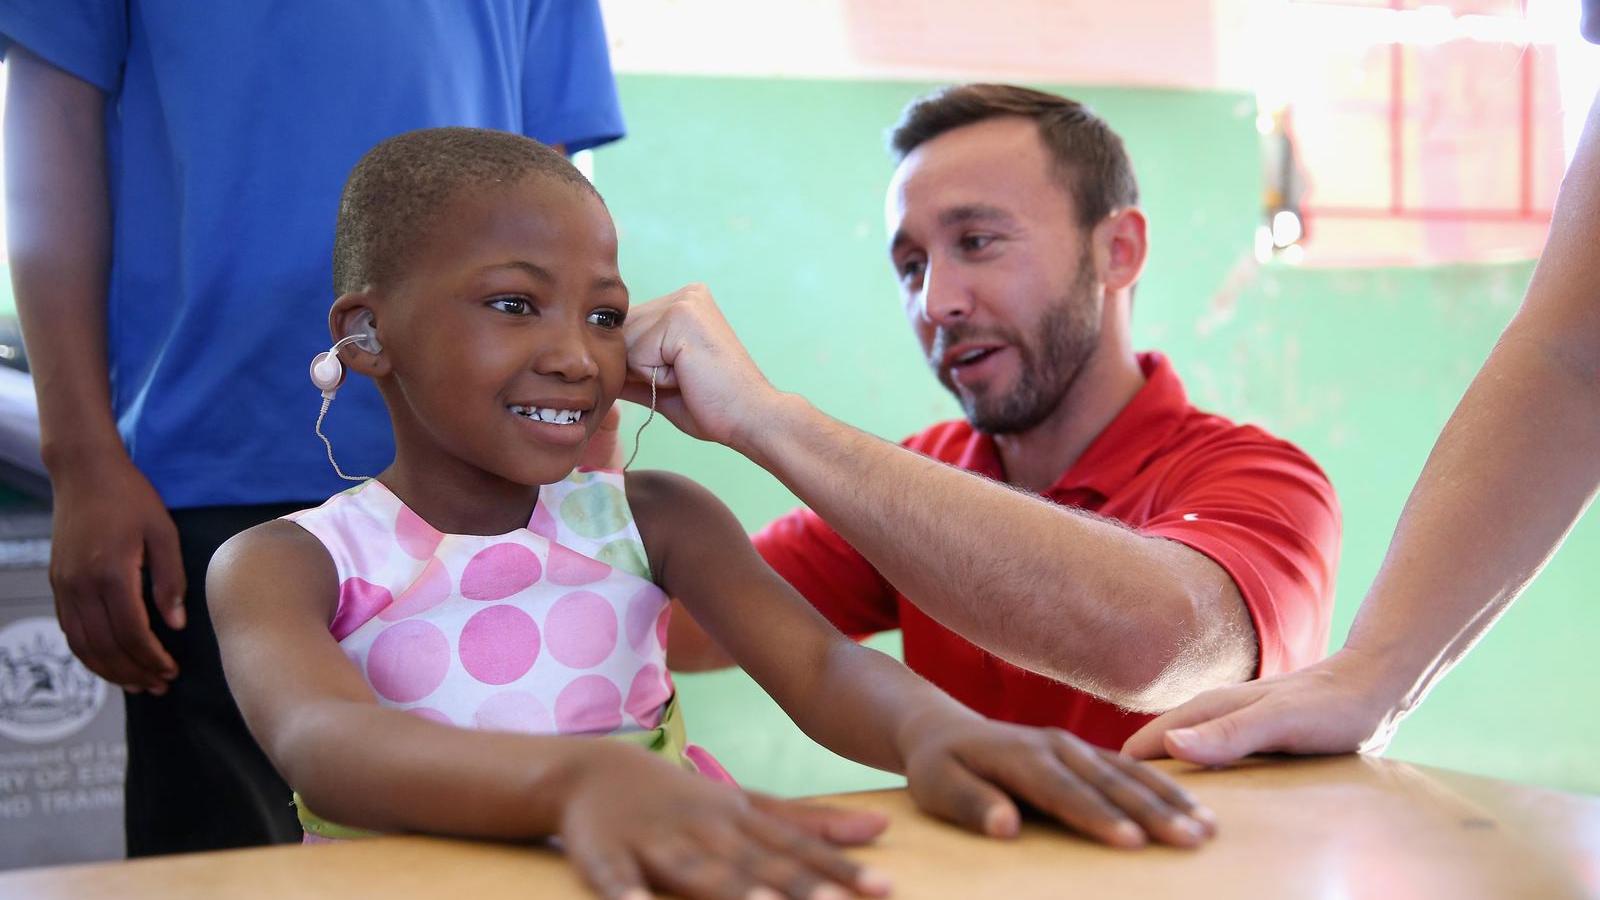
[{"x1": 0, "y1": 616, "x2": 106, "y2": 743}]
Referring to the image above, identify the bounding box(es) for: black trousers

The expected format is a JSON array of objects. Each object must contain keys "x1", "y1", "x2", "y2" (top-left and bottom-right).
[{"x1": 124, "y1": 502, "x2": 318, "y2": 857}]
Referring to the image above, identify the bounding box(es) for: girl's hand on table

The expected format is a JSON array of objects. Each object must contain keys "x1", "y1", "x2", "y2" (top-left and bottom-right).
[
  {"x1": 897, "y1": 713, "x2": 1216, "y2": 849},
  {"x1": 560, "y1": 743, "x2": 892, "y2": 899}
]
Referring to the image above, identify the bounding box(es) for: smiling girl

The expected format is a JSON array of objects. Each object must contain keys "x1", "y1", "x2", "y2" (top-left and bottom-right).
[{"x1": 207, "y1": 127, "x2": 1212, "y2": 900}]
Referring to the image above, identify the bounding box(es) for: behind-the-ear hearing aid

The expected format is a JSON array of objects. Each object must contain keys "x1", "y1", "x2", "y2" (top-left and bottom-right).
[
  {"x1": 309, "y1": 313, "x2": 381, "y2": 398},
  {"x1": 311, "y1": 311, "x2": 381, "y2": 481}
]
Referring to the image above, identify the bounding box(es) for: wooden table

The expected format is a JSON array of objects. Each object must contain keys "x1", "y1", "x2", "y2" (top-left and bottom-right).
[{"x1": 3, "y1": 755, "x2": 1597, "y2": 899}]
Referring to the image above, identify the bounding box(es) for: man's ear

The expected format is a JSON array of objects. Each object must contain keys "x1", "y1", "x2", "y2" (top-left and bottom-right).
[
  {"x1": 1094, "y1": 207, "x2": 1148, "y2": 294},
  {"x1": 328, "y1": 292, "x2": 391, "y2": 378}
]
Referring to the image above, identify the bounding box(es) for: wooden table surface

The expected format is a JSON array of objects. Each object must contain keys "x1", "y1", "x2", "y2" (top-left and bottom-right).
[{"x1": 3, "y1": 755, "x2": 1597, "y2": 899}]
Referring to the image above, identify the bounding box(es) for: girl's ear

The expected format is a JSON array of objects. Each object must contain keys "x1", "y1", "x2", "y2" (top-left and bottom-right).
[{"x1": 329, "y1": 293, "x2": 391, "y2": 378}]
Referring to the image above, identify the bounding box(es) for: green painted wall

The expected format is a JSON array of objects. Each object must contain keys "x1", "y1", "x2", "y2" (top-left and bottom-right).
[
  {"x1": 597, "y1": 75, "x2": 1597, "y2": 797},
  {"x1": 1184, "y1": 261, "x2": 1600, "y2": 793}
]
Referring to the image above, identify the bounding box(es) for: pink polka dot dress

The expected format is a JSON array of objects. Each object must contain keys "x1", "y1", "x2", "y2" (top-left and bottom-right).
[{"x1": 283, "y1": 468, "x2": 730, "y2": 839}]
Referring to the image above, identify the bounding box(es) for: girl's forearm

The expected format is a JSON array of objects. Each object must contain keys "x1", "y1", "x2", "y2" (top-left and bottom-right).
[
  {"x1": 273, "y1": 699, "x2": 645, "y2": 838},
  {"x1": 760, "y1": 638, "x2": 981, "y2": 774}
]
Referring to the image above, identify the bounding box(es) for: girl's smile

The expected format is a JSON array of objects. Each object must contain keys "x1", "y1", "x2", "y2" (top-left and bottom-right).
[
  {"x1": 336, "y1": 174, "x2": 628, "y2": 536},
  {"x1": 506, "y1": 400, "x2": 594, "y2": 447}
]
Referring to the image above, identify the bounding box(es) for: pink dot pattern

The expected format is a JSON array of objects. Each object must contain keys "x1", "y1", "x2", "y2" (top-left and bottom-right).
[
  {"x1": 528, "y1": 501, "x2": 560, "y2": 542},
  {"x1": 555, "y1": 675, "x2": 623, "y2": 733},
  {"x1": 626, "y1": 585, "x2": 666, "y2": 652},
  {"x1": 459, "y1": 605, "x2": 540, "y2": 685},
  {"x1": 366, "y1": 620, "x2": 450, "y2": 703},
  {"x1": 407, "y1": 707, "x2": 454, "y2": 726},
  {"x1": 475, "y1": 691, "x2": 553, "y2": 734},
  {"x1": 625, "y1": 664, "x2": 671, "y2": 728},
  {"x1": 380, "y1": 557, "x2": 451, "y2": 621},
  {"x1": 330, "y1": 578, "x2": 393, "y2": 642},
  {"x1": 461, "y1": 543, "x2": 543, "y2": 601},
  {"x1": 395, "y1": 504, "x2": 444, "y2": 560},
  {"x1": 282, "y1": 471, "x2": 718, "y2": 771},
  {"x1": 545, "y1": 591, "x2": 618, "y2": 668},
  {"x1": 655, "y1": 604, "x2": 672, "y2": 654},
  {"x1": 547, "y1": 542, "x2": 612, "y2": 585}
]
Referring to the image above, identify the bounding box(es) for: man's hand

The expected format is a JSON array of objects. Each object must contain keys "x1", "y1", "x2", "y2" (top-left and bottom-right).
[
  {"x1": 896, "y1": 712, "x2": 1215, "y2": 849},
  {"x1": 1120, "y1": 649, "x2": 1404, "y2": 765},
  {"x1": 48, "y1": 448, "x2": 184, "y2": 694},
  {"x1": 621, "y1": 284, "x2": 783, "y2": 451},
  {"x1": 560, "y1": 742, "x2": 891, "y2": 899}
]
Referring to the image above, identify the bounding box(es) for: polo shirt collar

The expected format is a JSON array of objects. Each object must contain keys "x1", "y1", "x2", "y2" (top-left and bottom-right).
[
  {"x1": 952, "y1": 352, "x2": 1191, "y2": 498},
  {"x1": 1054, "y1": 351, "x2": 1189, "y2": 497}
]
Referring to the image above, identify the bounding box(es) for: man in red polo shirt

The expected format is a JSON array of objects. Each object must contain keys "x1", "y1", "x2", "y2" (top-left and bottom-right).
[{"x1": 624, "y1": 83, "x2": 1341, "y2": 750}]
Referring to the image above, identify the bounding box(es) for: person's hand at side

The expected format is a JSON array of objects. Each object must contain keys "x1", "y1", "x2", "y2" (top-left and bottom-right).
[
  {"x1": 1120, "y1": 648, "x2": 1406, "y2": 766},
  {"x1": 6, "y1": 46, "x2": 183, "y2": 695},
  {"x1": 560, "y1": 741, "x2": 892, "y2": 900},
  {"x1": 893, "y1": 711, "x2": 1216, "y2": 849},
  {"x1": 46, "y1": 445, "x2": 185, "y2": 694}
]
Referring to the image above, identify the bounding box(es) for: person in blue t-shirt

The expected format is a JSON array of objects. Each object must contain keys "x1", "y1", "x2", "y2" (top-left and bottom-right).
[{"x1": 0, "y1": 2, "x2": 624, "y2": 856}]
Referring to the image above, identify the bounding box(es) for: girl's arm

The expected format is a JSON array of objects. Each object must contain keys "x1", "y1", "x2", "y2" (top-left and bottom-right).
[
  {"x1": 629, "y1": 470, "x2": 1214, "y2": 849},
  {"x1": 210, "y1": 520, "x2": 889, "y2": 900},
  {"x1": 209, "y1": 521, "x2": 612, "y2": 837}
]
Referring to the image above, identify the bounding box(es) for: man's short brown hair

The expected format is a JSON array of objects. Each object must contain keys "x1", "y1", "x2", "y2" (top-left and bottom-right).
[{"x1": 889, "y1": 84, "x2": 1138, "y2": 228}]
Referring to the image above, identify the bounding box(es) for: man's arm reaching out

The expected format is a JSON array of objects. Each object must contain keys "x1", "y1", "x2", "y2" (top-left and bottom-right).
[{"x1": 625, "y1": 286, "x2": 1271, "y2": 712}]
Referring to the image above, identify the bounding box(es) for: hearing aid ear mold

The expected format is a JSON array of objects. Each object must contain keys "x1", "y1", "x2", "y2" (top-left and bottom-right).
[
  {"x1": 308, "y1": 312, "x2": 381, "y2": 396},
  {"x1": 309, "y1": 313, "x2": 381, "y2": 482}
]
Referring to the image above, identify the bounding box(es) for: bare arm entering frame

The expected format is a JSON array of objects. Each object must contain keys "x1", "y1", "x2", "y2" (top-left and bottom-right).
[{"x1": 1124, "y1": 90, "x2": 1600, "y2": 764}]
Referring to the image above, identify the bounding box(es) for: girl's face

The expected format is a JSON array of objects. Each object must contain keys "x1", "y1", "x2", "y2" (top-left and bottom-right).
[{"x1": 372, "y1": 176, "x2": 629, "y2": 489}]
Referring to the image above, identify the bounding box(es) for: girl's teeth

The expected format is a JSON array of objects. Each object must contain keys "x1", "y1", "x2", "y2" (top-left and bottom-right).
[{"x1": 510, "y1": 406, "x2": 584, "y2": 425}]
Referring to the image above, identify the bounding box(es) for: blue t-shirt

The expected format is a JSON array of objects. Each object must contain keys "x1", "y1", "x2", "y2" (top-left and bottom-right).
[{"x1": 0, "y1": 1, "x2": 625, "y2": 508}]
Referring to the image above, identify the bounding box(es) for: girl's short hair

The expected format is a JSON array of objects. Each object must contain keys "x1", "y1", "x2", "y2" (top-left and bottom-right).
[{"x1": 332, "y1": 127, "x2": 597, "y2": 295}]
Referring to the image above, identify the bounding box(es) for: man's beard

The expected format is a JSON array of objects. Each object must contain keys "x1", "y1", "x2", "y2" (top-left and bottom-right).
[{"x1": 935, "y1": 263, "x2": 1100, "y2": 435}]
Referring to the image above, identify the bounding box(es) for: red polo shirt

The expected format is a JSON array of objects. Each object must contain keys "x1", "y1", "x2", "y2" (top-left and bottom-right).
[{"x1": 753, "y1": 353, "x2": 1341, "y2": 750}]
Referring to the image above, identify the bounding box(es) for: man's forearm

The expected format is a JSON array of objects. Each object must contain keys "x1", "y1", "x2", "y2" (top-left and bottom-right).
[
  {"x1": 4, "y1": 47, "x2": 126, "y2": 473},
  {"x1": 733, "y1": 393, "x2": 1253, "y2": 710}
]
